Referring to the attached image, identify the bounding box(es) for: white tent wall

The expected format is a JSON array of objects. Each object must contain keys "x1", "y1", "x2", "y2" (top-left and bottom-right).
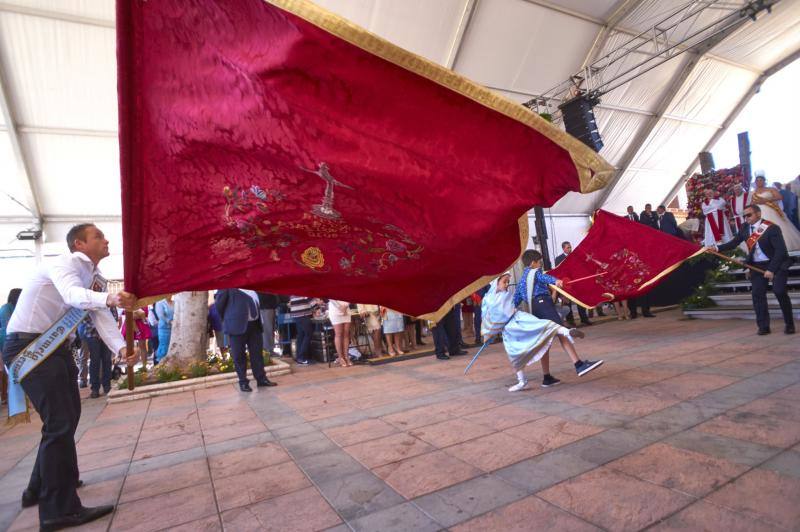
[{"x1": 527, "y1": 213, "x2": 592, "y2": 263}]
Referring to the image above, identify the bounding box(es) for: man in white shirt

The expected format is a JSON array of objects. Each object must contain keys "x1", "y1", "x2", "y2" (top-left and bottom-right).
[
  {"x1": 729, "y1": 182, "x2": 750, "y2": 232},
  {"x1": 2, "y1": 224, "x2": 138, "y2": 530}
]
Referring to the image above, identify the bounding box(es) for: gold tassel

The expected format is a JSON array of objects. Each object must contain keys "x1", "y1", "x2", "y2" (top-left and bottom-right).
[{"x1": 5, "y1": 396, "x2": 32, "y2": 426}]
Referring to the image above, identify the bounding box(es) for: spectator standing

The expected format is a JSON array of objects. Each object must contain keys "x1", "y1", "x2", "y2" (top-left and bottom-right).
[
  {"x1": 381, "y1": 307, "x2": 405, "y2": 356},
  {"x1": 625, "y1": 206, "x2": 639, "y2": 222},
  {"x1": 208, "y1": 302, "x2": 227, "y2": 354},
  {"x1": 146, "y1": 303, "x2": 159, "y2": 356},
  {"x1": 357, "y1": 303, "x2": 385, "y2": 356},
  {"x1": 289, "y1": 296, "x2": 319, "y2": 365},
  {"x1": 656, "y1": 205, "x2": 681, "y2": 238},
  {"x1": 215, "y1": 289, "x2": 276, "y2": 391},
  {"x1": 639, "y1": 203, "x2": 658, "y2": 229},
  {"x1": 0, "y1": 288, "x2": 21, "y2": 405},
  {"x1": 257, "y1": 292, "x2": 279, "y2": 355},
  {"x1": 554, "y1": 242, "x2": 591, "y2": 326},
  {"x1": 118, "y1": 307, "x2": 151, "y2": 368},
  {"x1": 775, "y1": 182, "x2": 800, "y2": 230},
  {"x1": 154, "y1": 295, "x2": 174, "y2": 363},
  {"x1": 77, "y1": 315, "x2": 114, "y2": 398},
  {"x1": 328, "y1": 299, "x2": 353, "y2": 366}
]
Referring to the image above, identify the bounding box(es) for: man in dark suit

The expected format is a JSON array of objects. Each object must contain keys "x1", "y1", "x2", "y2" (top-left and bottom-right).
[
  {"x1": 215, "y1": 289, "x2": 277, "y2": 391},
  {"x1": 639, "y1": 203, "x2": 658, "y2": 229},
  {"x1": 625, "y1": 206, "x2": 639, "y2": 223},
  {"x1": 656, "y1": 205, "x2": 681, "y2": 237},
  {"x1": 555, "y1": 241, "x2": 591, "y2": 326},
  {"x1": 714, "y1": 204, "x2": 795, "y2": 335}
]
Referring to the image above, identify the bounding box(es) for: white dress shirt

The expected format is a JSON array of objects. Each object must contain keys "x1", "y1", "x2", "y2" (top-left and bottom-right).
[
  {"x1": 239, "y1": 289, "x2": 261, "y2": 321},
  {"x1": 7, "y1": 252, "x2": 125, "y2": 354},
  {"x1": 750, "y1": 223, "x2": 769, "y2": 262}
]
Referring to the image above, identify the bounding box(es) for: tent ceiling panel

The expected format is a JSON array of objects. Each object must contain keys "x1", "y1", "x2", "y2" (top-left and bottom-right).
[
  {"x1": 544, "y1": 0, "x2": 620, "y2": 20},
  {"x1": 664, "y1": 57, "x2": 757, "y2": 124},
  {"x1": 22, "y1": 133, "x2": 120, "y2": 216},
  {"x1": 1, "y1": 0, "x2": 115, "y2": 23},
  {"x1": 453, "y1": 0, "x2": 598, "y2": 94},
  {"x1": 312, "y1": 0, "x2": 470, "y2": 65},
  {"x1": 710, "y1": 0, "x2": 800, "y2": 70},
  {"x1": 0, "y1": 131, "x2": 34, "y2": 217},
  {"x1": 593, "y1": 108, "x2": 650, "y2": 167},
  {"x1": 603, "y1": 119, "x2": 718, "y2": 211},
  {"x1": 0, "y1": 12, "x2": 117, "y2": 131},
  {"x1": 549, "y1": 189, "x2": 605, "y2": 215}
]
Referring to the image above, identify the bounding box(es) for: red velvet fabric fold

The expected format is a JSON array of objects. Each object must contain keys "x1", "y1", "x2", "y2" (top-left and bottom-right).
[{"x1": 117, "y1": 0, "x2": 584, "y2": 316}]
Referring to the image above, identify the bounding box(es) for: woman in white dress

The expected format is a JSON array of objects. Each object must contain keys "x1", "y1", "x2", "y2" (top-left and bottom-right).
[
  {"x1": 753, "y1": 176, "x2": 800, "y2": 252},
  {"x1": 380, "y1": 307, "x2": 405, "y2": 356},
  {"x1": 327, "y1": 300, "x2": 353, "y2": 367}
]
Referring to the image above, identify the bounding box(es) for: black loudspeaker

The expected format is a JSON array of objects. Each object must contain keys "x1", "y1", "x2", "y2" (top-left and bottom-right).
[{"x1": 558, "y1": 96, "x2": 603, "y2": 152}]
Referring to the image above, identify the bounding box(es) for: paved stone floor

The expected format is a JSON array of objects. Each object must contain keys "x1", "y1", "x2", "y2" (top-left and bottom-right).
[{"x1": 1, "y1": 309, "x2": 799, "y2": 531}]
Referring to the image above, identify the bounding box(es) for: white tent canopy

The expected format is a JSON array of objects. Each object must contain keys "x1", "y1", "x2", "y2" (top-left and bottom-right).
[{"x1": 1, "y1": 0, "x2": 799, "y2": 286}]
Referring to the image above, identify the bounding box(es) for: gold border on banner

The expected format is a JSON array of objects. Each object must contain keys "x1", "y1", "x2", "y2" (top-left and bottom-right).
[{"x1": 264, "y1": 0, "x2": 615, "y2": 194}]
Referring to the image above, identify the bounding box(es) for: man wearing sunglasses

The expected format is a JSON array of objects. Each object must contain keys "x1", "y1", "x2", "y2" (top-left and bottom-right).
[{"x1": 709, "y1": 204, "x2": 795, "y2": 335}]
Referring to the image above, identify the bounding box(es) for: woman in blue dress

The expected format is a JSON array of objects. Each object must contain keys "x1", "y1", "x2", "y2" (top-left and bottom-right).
[
  {"x1": 154, "y1": 295, "x2": 175, "y2": 363},
  {"x1": 482, "y1": 273, "x2": 603, "y2": 392}
]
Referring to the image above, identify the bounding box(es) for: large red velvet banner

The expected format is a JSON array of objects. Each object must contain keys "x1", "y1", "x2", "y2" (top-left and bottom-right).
[
  {"x1": 116, "y1": 0, "x2": 612, "y2": 318},
  {"x1": 551, "y1": 210, "x2": 703, "y2": 308}
]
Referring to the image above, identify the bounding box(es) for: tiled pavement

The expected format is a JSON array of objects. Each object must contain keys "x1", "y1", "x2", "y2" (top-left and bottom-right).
[{"x1": 1, "y1": 309, "x2": 799, "y2": 531}]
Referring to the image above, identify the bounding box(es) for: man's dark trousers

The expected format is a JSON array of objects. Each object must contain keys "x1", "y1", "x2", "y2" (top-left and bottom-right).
[
  {"x1": 294, "y1": 316, "x2": 313, "y2": 363},
  {"x1": 433, "y1": 307, "x2": 460, "y2": 355},
  {"x1": 750, "y1": 262, "x2": 793, "y2": 330},
  {"x1": 228, "y1": 319, "x2": 267, "y2": 385},
  {"x1": 2, "y1": 337, "x2": 82, "y2": 521}
]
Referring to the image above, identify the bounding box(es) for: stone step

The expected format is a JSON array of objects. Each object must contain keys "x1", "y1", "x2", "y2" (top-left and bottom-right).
[
  {"x1": 728, "y1": 264, "x2": 800, "y2": 276},
  {"x1": 715, "y1": 278, "x2": 800, "y2": 291},
  {"x1": 684, "y1": 307, "x2": 800, "y2": 320},
  {"x1": 710, "y1": 293, "x2": 800, "y2": 307}
]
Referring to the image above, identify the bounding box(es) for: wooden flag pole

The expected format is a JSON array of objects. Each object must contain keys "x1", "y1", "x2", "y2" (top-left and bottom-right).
[
  {"x1": 125, "y1": 312, "x2": 135, "y2": 391},
  {"x1": 565, "y1": 272, "x2": 607, "y2": 285},
  {"x1": 704, "y1": 249, "x2": 766, "y2": 275}
]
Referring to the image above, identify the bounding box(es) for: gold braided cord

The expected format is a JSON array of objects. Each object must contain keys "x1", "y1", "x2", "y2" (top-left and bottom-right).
[{"x1": 265, "y1": 0, "x2": 615, "y2": 194}]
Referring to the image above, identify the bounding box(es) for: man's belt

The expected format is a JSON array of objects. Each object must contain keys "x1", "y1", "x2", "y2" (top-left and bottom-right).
[{"x1": 6, "y1": 307, "x2": 88, "y2": 423}]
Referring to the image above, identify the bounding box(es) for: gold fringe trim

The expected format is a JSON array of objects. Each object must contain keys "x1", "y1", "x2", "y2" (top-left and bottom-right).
[
  {"x1": 5, "y1": 396, "x2": 31, "y2": 426},
  {"x1": 419, "y1": 215, "x2": 529, "y2": 323},
  {"x1": 264, "y1": 0, "x2": 615, "y2": 194}
]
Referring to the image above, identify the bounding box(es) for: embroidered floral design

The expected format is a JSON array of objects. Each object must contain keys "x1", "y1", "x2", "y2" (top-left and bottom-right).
[
  {"x1": 222, "y1": 162, "x2": 424, "y2": 276},
  {"x1": 300, "y1": 247, "x2": 325, "y2": 270}
]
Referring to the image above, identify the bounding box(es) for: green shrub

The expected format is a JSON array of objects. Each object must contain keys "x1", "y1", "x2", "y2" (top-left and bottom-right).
[
  {"x1": 155, "y1": 365, "x2": 182, "y2": 383},
  {"x1": 116, "y1": 371, "x2": 147, "y2": 390},
  {"x1": 188, "y1": 361, "x2": 210, "y2": 378}
]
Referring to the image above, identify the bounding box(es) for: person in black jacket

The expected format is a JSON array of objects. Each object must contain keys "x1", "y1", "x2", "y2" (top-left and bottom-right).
[
  {"x1": 713, "y1": 204, "x2": 795, "y2": 335},
  {"x1": 215, "y1": 289, "x2": 277, "y2": 391},
  {"x1": 639, "y1": 204, "x2": 658, "y2": 229},
  {"x1": 625, "y1": 206, "x2": 639, "y2": 223},
  {"x1": 656, "y1": 205, "x2": 681, "y2": 238},
  {"x1": 554, "y1": 242, "x2": 591, "y2": 326}
]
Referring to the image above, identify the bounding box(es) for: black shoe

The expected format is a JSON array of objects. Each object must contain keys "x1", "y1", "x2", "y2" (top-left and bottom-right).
[
  {"x1": 452, "y1": 350, "x2": 468, "y2": 356},
  {"x1": 757, "y1": 328, "x2": 771, "y2": 336},
  {"x1": 642, "y1": 313, "x2": 656, "y2": 318},
  {"x1": 580, "y1": 320, "x2": 593, "y2": 326},
  {"x1": 785, "y1": 325, "x2": 795, "y2": 335},
  {"x1": 541, "y1": 375, "x2": 561, "y2": 388},
  {"x1": 596, "y1": 309, "x2": 606, "y2": 316},
  {"x1": 103, "y1": 388, "x2": 111, "y2": 395},
  {"x1": 459, "y1": 342, "x2": 469, "y2": 349},
  {"x1": 239, "y1": 383, "x2": 253, "y2": 392},
  {"x1": 21, "y1": 487, "x2": 38, "y2": 508},
  {"x1": 89, "y1": 391, "x2": 100, "y2": 399},
  {"x1": 629, "y1": 313, "x2": 638, "y2": 320},
  {"x1": 295, "y1": 359, "x2": 311, "y2": 365},
  {"x1": 40, "y1": 505, "x2": 114, "y2": 532},
  {"x1": 436, "y1": 353, "x2": 450, "y2": 360},
  {"x1": 575, "y1": 359, "x2": 604, "y2": 377},
  {"x1": 79, "y1": 381, "x2": 88, "y2": 389},
  {"x1": 416, "y1": 341, "x2": 427, "y2": 346},
  {"x1": 257, "y1": 379, "x2": 277, "y2": 387}
]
